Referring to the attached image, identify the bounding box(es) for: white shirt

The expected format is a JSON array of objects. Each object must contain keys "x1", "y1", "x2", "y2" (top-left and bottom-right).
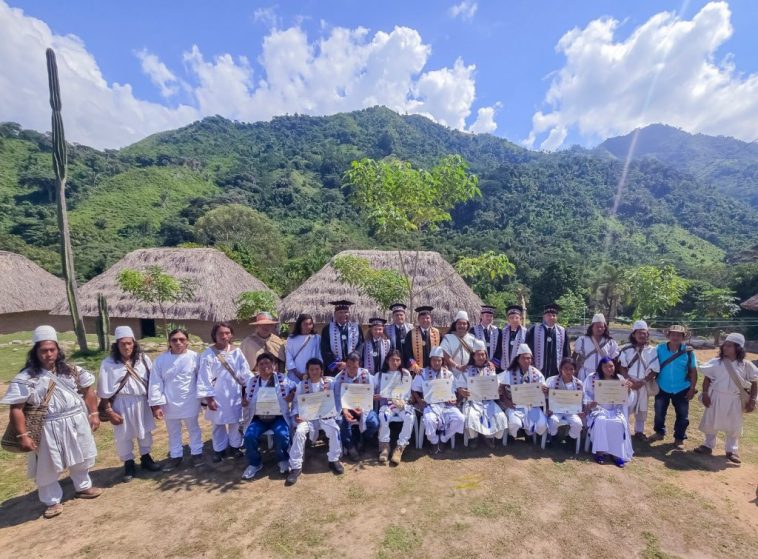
[{"x1": 148, "y1": 350, "x2": 201, "y2": 420}]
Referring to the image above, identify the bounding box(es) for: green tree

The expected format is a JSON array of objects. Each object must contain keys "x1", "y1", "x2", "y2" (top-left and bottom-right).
[
  {"x1": 624, "y1": 264, "x2": 689, "y2": 321},
  {"x1": 687, "y1": 287, "x2": 740, "y2": 345},
  {"x1": 117, "y1": 266, "x2": 196, "y2": 339},
  {"x1": 555, "y1": 290, "x2": 586, "y2": 327},
  {"x1": 455, "y1": 251, "x2": 516, "y2": 299},
  {"x1": 236, "y1": 291, "x2": 280, "y2": 321},
  {"x1": 530, "y1": 262, "x2": 581, "y2": 317},
  {"x1": 332, "y1": 255, "x2": 410, "y2": 311},
  {"x1": 591, "y1": 264, "x2": 628, "y2": 320}
]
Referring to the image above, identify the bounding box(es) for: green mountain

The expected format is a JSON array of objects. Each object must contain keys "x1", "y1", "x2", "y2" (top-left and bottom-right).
[
  {"x1": 1, "y1": 109, "x2": 757, "y2": 299},
  {"x1": 596, "y1": 123, "x2": 758, "y2": 206}
]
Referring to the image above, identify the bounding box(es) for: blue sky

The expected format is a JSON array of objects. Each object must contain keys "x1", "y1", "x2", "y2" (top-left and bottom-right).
[{"x1": 2, "y1": 1, "x2": 757, "y2": 149}]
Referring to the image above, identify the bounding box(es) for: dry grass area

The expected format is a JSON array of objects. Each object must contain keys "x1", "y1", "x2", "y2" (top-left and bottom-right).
[{"x1": 0, "y1": 335, "x2": 756, "y2": 559}]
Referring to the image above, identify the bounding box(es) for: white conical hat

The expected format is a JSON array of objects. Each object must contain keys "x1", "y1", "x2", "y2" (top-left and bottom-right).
[
  {"x1": 471, "y1": 339, "x2": 487, "y2": 352},
  {"x1": 516, "y1": 343, "x2": 532, "y2": 356},
  {"x1": 114, "y1": 326, "x2": 135, "y2": 341},
  {"x1": 632, "y1": 320, "x2": 648, "y2": 332},
  {"x1": 591, "y1": 313, "x2": 606, "y2": 325},
  {"x1": 454, "y1": 310, "x2": 470, "y2": 323},
  {"x1": 724, "y1": 332, "x2": 745, "y2": 348},
  {"x1": 429, "y1": 346, "x2": 445, "y2": 359},
  {"x1": 32, "y1": 325, "x2": 57, "y2": 344}
]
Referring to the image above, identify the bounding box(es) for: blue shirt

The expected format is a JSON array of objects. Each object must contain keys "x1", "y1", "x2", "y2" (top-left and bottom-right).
[{"x1": 656, "y1": 343, "x2": 697, "y2": 394}]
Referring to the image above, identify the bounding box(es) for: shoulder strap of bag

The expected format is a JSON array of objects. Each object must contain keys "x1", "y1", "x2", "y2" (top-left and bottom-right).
[
  {"x1": 213, "y1": 348, "x2": 246, "y2": 388},
  {"x1": 723, "y1": 359, "x2": 751, "y2": 391},
  {"x1": 292, "y1": 335, "x2": 313, "y2": 361},
  {"x1": 41, "y1": 377, "x2": 57, "y2": 406},
  {"x1": 123, "y1": 360, "x2": 149, "y2": 390},
  {"x1": 659, "y1": 347, "x2": 691, "y2": 372}
]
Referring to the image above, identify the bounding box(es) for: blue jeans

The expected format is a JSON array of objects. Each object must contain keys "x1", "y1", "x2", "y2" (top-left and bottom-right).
[
  {"x1": 340, "y1": 410, "x2": 379, "y2": 449},
  {"x1": 244, "y1": 417, "x2": 290, "y2": 467},
  {"x1": 653, "y1": 388, "x2": 690, "y2": 440}
]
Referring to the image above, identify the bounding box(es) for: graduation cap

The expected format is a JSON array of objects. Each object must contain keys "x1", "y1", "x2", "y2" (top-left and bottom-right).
[
  {"x1": 368, "y1": 317, "x2": 387, "y2": 326},
  {"x1": 389, "y1": 303, "x2": 407, "y2": 314},
  {"x1": 329, "y1": 300, "x2": 354, "y2": 311},
  {"x1": 480, "y1": 305, "x2": 496, "y2": 315},
  {"x1": 543, "y1": 303, "x2": 562, "y2": 314},
  {"x1": 506, "y1": 305, "x2": 524, "y2": 316},
  {"x1": 414, "y1": 305, "x2": 434, "y2": 316}
]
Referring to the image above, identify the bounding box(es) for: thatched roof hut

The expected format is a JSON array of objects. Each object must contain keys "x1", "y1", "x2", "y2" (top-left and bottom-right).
[
  {"x1": 50, "y1": 248, "x2": 278, "y2": 340},
  {"x1": 740, "y1": 294, "x2": 758, "y2": 312},
  {"x1": 279, "y1": 250, "x2": 483, "y2": 325}
]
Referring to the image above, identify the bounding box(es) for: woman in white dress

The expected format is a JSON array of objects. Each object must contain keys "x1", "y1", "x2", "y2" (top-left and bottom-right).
[
  {"x1": 456, "y1": 339, "x2": 507, "y2": 448},
  {"x1": 584, "y1": 357, "x2": 633, "y2": 467},
  {"x1": 285, "y1": 313, "x2": 322, "y2": 384},
  {"x1": 498, "y1": 343, "x2": 547, "y2": 441},
  {"x1": 694, "y1": 333, "x2": 757, "y2": 464},
  {"x1": 1, "y1": 326, "x2": 101, "y2": 519},
  {"x1": 572, "y1": 313, "x2": 620, "y2": 381},
  {"x1": 98, "y1": 325, "x2": 160, "y2": 481}
]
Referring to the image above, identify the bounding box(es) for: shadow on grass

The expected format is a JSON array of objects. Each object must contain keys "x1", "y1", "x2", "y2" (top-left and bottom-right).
[{"x1": 637, "y1": 439, "x2": 737, "y2": 473}]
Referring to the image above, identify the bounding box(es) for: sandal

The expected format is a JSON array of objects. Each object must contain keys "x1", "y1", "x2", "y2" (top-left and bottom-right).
[{"x1": 43, "y1": 503, "x2": 63, "y2": 519}]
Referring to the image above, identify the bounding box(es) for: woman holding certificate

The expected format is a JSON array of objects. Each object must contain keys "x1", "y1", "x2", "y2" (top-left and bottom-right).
[
  {"x1": 375, "y1": 350, "x2": 415, "y2": 465},
  {"x1": 584, "y1": 357, "x2": 633, "y2": 467},
  {"x1": 412, "y1": 346, "x2": 464, "y2": 453},
  {"x1": 455, "y1": 339, "x2": 507, "y2": 448},
  {"x1": 545, "y1": 358, "x2": 584, "y2": 443},
  {"x1": 498, "y1": 343, "x2": 548, "y2": 442},
  {"x1": 286, "y1": 358, "x2": 344, "y2": 485}
]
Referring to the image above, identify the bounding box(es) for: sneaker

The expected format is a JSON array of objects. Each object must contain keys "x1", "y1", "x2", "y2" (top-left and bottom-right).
[
  {"x1": 648, "y1": 432, "x2": 665, "y2": 442},
  {"x1": 123, "y1": 459, "x2": 136, "y2": 482},
  {"x1": 693, "y1": 445, "x2": 713, "y2": 455},
  {"x1": 227, "y1": 447, "x2": 244, "y2": 461},
  {"x1": 162, "y1": 457, "x2": 182, "y2": 472},
  {"x1": 241, "y1": 464, "x2": 263, "y2": 480},
  {"x1": 595, "y1": 454, "x2": 606, "y2": 465},
  {"x1": 140, "y1": 454, "x2": 161, "y2": 472},
  {"x1": 278, "y1": 461, "x2": 290, "y2": 475},
  {"x1": 75, "y1": 487, "x2": 103, "y2": 499},
  {"x1": 347, "y1": 446, "x2": 360, "y2": 461},
  {"x1": 725, "y1": 452, "x2": 741, "y2": 464},
  {"x1": 673, "y1": 439, "x2": 685, "y2": 450},
  {"x1": 191, "y1": 454, "x2": 205, "y2": 468},
  {"x1": 614, "y1": 457, "x2": 625, "y2": 468},
  {"x1": 329, "y1": 460, "x2": 345, "y2": 475},
  {"x1": 390, "y1": 445, "x2": 406, "y2": 465},
  {"x1": 212, "y1": 451, "x2": 224, "y2": 463},
  {"x1": 378, "y1": 443, "x2": 390, "y2": 464},
  {"x1": 43, "y1": 503, "x2": 63, "y2": 519},
  {"x1": 285, "y1": 468, "x2": 302, "y2": 486}
]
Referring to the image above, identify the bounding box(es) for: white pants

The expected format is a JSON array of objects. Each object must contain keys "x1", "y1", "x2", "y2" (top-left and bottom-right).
[
  {"x1": 547, "y1": 413, "x2": 582, "y2": 439},
  {"x1": 115, "y1": 431, "x2": 153, "y2": 462},
  {"x1": 211, "y1": 423, "x2": 243, "y2": 452},
  {"x1": 165, "y1": 416, "x2": 203, "y2": 458},
  {"x1": 37, "y1": 462, "x2": 91, "y2": 506},
  {"x1": 289, "y1": 418, "x2": 341, "y2": 470},
  {"x1": 704, "y1": 431, "x2": 740, "y2": 453},
  {"x1": 422, "y1": 405, "x2": 464, "y2": 444},
  {"x1": 378, "y1": 406, "x2": 415, "y2": 447},
  {"x1": 506, "y1": 407, "x2": 547, "y2": 438},
  {"x1": 629, "y1": 409, "x2": 647, "y2": 434}
]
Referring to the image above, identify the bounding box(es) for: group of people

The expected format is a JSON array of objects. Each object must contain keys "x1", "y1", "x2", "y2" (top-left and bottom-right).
[{"x1": 2, "y1": 300, "x2": 756, "y2": 520}]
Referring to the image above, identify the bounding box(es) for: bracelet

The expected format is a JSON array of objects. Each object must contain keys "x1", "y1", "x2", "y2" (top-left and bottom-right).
[{"x1": 15, "y1": 432, "x2": 29, "y2": 438}]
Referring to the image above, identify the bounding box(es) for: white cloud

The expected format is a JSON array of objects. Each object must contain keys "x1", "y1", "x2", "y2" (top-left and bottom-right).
[
  {"x1": 252, "y1": 6, "x2": 279, "y2": 29},
  {"x1": 449, "y1": 1, "x2": 478, "y2": 21},
  {"x1": 0, "y1": 1, "x2": 497, "y2": 148},
  {"x1": 467, "y1": 103, "x2": 501, "y2": 134},
  {"x1": 526, "y1": 1, "x2": 758, "y2": 149}
]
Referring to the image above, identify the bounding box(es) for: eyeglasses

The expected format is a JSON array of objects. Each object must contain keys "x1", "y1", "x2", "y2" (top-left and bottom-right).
[{"x1": 169, "y1": 337, "x2": 187, "y2": 343}]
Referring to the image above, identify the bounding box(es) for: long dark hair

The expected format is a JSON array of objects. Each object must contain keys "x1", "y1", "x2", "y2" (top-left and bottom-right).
[
  {"x1": 595, "y1": 356, "x2": 619, "y2": 379},
  {"x1": 292, "y1": 314, "x2": 315, "y2": 337},
  {"x1": 719, "y1": 345, "x2": 746, "y2": 362},
  {"x1": 382, "y1": 349, "x2": 404, "y2": 372},
  {"x1": 23, "y1": 342, "x2": 73, "y2": 376},
  {"x1": 586, "y1": 322, "x2": 612, "y2": 339},
  {"x1": 110, "y1": 339, "x2": 143, "y2": 366},
  {"x1": 468, "y1": 349, "x2": 489, "y2": 367},
  {"x1": 559, "y1": 357, "x2": 577, "y2": 374},
  {"x1": 211, "y1": 321, "x2": 234, "y2": 343}
]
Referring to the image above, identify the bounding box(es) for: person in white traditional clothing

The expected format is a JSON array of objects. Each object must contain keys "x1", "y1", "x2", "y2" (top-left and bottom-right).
[
  {"x1": 148, "y1": 328, "x2": 204, "y2": 471},
  {"x1": 694, "y1": 333, "x2": 758, "y2": 464},
  {"x1": 197, "y1": 322, "x2": 253, "y2": 463},
  {"x1": 240, "y1": 312, "x2": 286, "y2": 373},
  {"x1": 618, "y1": 320, "x2": 659, "y2": 441},
  {"x1": 545, "y1": 357, "x2": 584, "y2": 444},
  {"x1": 413, "y1": 346, "x2": 464, "y2": 453},
  {"x1": 375, "y1": 350, "x2": 416, "y2": 464},
  {"x1": 403, "y1": 306, "x2": 440, "y2": 373},
  {"x1": 471, "y1": 305, "x2": 500, "y2": 362},
  {"x1": 360, "y1": 317, "x2": 391, "y2": 374},
  {"x1": 386, "y1": 303, "x2": 413, "y2": 355},
  {"x1": 286, "y1": 358, "x2": 344, "y2": 485},
  {"x1": 441, "y1": 310, "x2": 477, "y2": 375},
  {"x1": 320, "y1": 300, "x2": 364, "y2": 376},
  {"x1": 285, "y1": 313, "x2": 322, "y2": 384},
  {"x1": 572, "y1": 314, "x2": 620, "y2": 381},
  {"x1": 242, "y1": 353, "x2": 296, "y2": 480},
  {"x1": 493, "y1": 305, "x2": 528, "y2": 372},
  {"x1": 584, "y1": 357, "x2": 634, "y2": 467},
  {"x1": 1, "y1": 326, "x2": 101, "y2": 519},
  {"x1": 333, "y1": 352, "x2": 379, "y2": 461},
  {"x1": 97, "y1": 326, "x2": 160, "y2": 482},
  {"x1": 526, "y1": 303, "x2": 570, "y2": 378},
  {"x1": 498, "y1": 343, "x2": 547, "y2": 442}
]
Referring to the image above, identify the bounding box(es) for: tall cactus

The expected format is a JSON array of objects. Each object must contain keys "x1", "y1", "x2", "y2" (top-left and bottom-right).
[
  {"x1": 95, "y1": 292, "x2": 110, "y2": 351},
  {"x1": 47, "y1": 48, "x2": 88, "y2": 351}
]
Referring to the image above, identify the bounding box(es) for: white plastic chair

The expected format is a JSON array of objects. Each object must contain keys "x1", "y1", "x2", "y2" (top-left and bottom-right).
[
  {"x1": 541, "y1": 419, "x2": 581, "y2": 454},
  {"x1": 415, "y1": 414, "x2": 455, "y2": 450}
]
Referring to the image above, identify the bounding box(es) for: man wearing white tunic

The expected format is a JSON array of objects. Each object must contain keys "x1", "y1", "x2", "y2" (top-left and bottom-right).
[
  {"x1": 375, "y1": 350, "x2": 416, "y2": 464},
  {"x1": 545, "y1": 357, "x2": 584, "y2": 443},
  {"x1": 197, "y1": 322, "x2": 253, "y2": 463},
  {"x1": 412, "y1": 346, "x2": 464, "y2": 453},
  {"x1": 285, "y1": 313, "x2": 322, "y2": 383},
  {"x1": 320, "y1": 300, "x2": 364, "y2": 376},
  {"x1": 694, "y1": 333, "x2": 758, "y2": 464},
  {"x1": 498, "y1": 344, "x2": 547, "y2": 441},
  {"x1": 572, "y1": 313, "x2": 620, "y2": 381},
  {"x1": 148, "y1": 328, "x2": 204, "y2": 471},
  {"x1": 1, "y1": 326, "x2": 101, "y2": 519},
  {"x1": 98, "y1": 326, "x2": 159, "y2": 481},
  {"x1": 527, "y1": 303, "x2": 570, "y2": 378},
  {"x1": 493, "y1": 305, "x2": 527, "y2": 371},
  {"x1": 618, "y1": 320, "x2": 659, "y2": 440},
  {"x1": 584, "y1": 357, "x2": 634, "y2": 467},
  {"x1": 286, "y1": 358, "x2": 344, "y2": 485},
  {"x1": 386, "y1": 303, "x2": 413, "y2": 355},
  {"x1": 441, "y1": 310, "x2": 477, "y2": 374}
]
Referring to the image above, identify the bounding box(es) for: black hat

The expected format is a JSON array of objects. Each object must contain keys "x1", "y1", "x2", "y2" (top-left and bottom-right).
[
  {"x1": 368, "y1": 317, "x2": 387, "y2": 326},
  {"x1": 506, "y1": 305, "x2": 524, "y2": 316},
  {"x1": 329, "y1": 300, "x2": 354, "y2": 311},
  {"x1": 543, "y1": 303, "x2": 562, "y2": 314},
  {"x1": 389, "y1": 303, "x2": 407, "y2": 313},
  {"x1": 414, "y1": 305, "x2": 434, "y2": 316},
  {"x1": 480, "y1": 305, "x2": 496, "y2": 315}
]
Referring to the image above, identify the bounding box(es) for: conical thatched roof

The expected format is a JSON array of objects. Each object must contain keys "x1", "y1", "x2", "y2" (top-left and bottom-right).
[
  {"x1": 741, "y1": 294, "x2": 758, "y2": 312},
  {"x1": 50, "y1": 248, "x2": 278, "y2": 321},
  {"x1": 279, "y1": 250, "x2": 483, "y2": 325},
  {"x1": 0, "y1": 251, "x2": 64, "y2": 314}
]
